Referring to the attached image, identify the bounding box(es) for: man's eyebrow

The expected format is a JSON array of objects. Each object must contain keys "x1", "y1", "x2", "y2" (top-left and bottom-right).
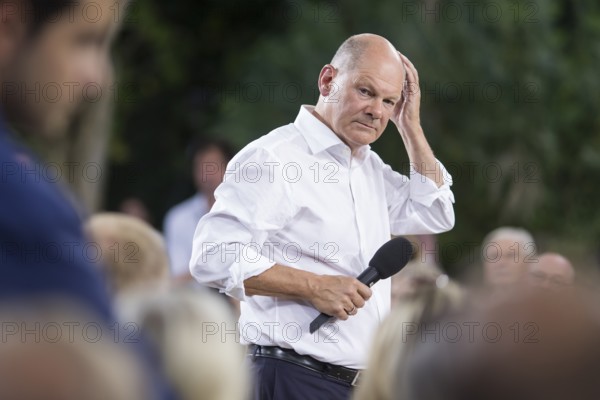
[
  {"x1": 354, "y1": 76, "x2": 402, "y2": 100},
  {"x1": 353, "y1": 76, "x2": 375, "y2": 87}
]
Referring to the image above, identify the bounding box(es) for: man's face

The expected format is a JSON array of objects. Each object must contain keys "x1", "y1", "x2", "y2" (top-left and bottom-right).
[
  {"x1": 193, "y1": 146, "x2": 228, "y2": 195},
  {"x1": 483, "y1": 238, "x2": 531, "y2": 287},
  {"x1": 2, "y1": 0, "x2": 120, "y2": 137},
  {"x1": 322, "y1": 52, "x2": 405, "y2": 151},
  {"x1": 528, "y1": 255, "x2": 575, "y2": 291}
]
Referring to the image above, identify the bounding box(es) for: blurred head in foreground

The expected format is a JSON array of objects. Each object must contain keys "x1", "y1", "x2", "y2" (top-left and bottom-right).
[
  {"x1": 402, "y1": 288, "x2": 600, "y2": 400},
  {"x1": 119, "y1": 288, "x2": 249, "y2": 400},
  {"x1": 0, "y1": 300, "x2": 147, "y2": 400},
  {"x1": 86, "y1": 212, "x2": 170, "y2": 297},
  {"x1": 390, "y1": 235, "x2": 445, "y2": 306},
  {"x1": 528, "y1": 252, "x2": 575, "y2": 290},
  {"x1": 481, "y1": 226, "x2": 536, "y2": 287},
  {"x1": 353, "y1": 275, "x2": 464, "y2": 400},
  {"x1": 0, "y1": 0, "x2": 128, "y2": 138}
]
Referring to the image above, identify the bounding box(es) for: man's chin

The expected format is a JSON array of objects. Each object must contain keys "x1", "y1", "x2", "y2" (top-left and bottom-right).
[
  {"x1": 350, "y1": 131, "x2": 380, "y2": 148},
  {"x1": 6, "y1": 109, "x2": 72, "y2": 139},
  {"x1": 25, "y1": 113, "x2": 73, "y2": 140}
]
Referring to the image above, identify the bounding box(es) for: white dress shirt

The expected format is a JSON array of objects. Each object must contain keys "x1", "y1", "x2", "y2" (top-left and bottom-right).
[
  {"x1": 190, "y1": 105, "x2": 455, "y2": 369},
  {"x1": 164, "y1": 193, "x2": 209, "y2": 276}
]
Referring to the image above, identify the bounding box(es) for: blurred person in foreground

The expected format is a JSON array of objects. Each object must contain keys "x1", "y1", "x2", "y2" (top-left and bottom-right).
[
  {"x1": 353, "y1": 275, "x2": 464, "y2": 400},
  {"x1": 164, "y1": 138, "x2": 234, "y2": 280},
  {"x1": 0, "y1": 0, "x2": 129, "y2": 321},
  {"x1": 391, "y1": 235, "x2": 445, "y2": 306},
  {"x1": 190, "y1": 33, "x2": 455, "y2": 399},
  {"x1": 481, "y1": 227, "x2": 537, "y2": 289},
  {"x1": 528, "y1": 252, "x2": 575, "y2": 291},
  {"x1": 0, "y1": 3, "x2": 177, "y2": 399},
  {"x1": 118, "y1": 288, "x2": 249, "y2": 400},
  {"x1": 86, "y1": 212, "x2": 170, "y2": 298},
  {"x1": 402, "y1": 288, "x2": 600, "y2": 400},
  {"x1": 0, "y1": 300, "x2": 147, "y2": 400}
]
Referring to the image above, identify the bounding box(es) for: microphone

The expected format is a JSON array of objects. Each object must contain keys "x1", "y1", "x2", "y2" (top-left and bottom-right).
[{"x1": 309, "y1": 237, "x2": 413, "y2": 334}]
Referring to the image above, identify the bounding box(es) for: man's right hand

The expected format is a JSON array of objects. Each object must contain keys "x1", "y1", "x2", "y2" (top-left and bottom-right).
[
  {"x1": 309, "y1": 275, "x2": 372, "y2": 320},
  {"x1": 244, "y1": 264, "x2": 372, "y2": 320}
]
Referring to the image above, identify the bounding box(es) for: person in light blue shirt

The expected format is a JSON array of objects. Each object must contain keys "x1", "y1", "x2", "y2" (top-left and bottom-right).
[{"x1": 164, "y1": 138, "x2": 234, "y2": 279}]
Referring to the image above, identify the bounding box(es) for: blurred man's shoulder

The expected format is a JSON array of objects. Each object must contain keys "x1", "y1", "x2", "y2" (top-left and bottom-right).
[{"x1": 164, "y1": 195, "x2": 204, "y2": 225}]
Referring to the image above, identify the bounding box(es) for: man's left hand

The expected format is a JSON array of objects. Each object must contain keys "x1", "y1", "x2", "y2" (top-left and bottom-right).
[{"x1": 392, "y1": 53, "x2": 423, "y2": 137}]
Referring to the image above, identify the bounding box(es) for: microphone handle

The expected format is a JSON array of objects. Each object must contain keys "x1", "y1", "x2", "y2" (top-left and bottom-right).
[
  {"x1": 356, "y1": 266, "x2": 380, "y2": 287},
  {"x1": 309, "y1": 313, "x2": 332, "y2": 334},
  {"x1": 309, "y1": 267, "x2": 381, "y2": 334}
]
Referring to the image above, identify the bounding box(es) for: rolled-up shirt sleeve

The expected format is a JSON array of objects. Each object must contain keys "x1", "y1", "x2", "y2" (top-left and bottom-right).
[
  {"x1": 384, "y1": 159, "x2": 455, "y2": 235},
  {"x1": 189, "y1": 147, "x2": 296, "y2": 301}
]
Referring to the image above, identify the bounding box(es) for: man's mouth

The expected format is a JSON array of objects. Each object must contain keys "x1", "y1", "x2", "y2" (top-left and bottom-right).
[{"x1": 355, "y1": 121, "x2": 376, "y2": 130}]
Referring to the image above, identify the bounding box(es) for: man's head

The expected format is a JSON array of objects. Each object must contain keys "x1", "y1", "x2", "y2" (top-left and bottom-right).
[
  {"x1": 0, "y1": 302, "x2": 148, "y2": 400},
  {"x1": 481, "y1": 227, "x2": 536, "y2": 287},
  {"x1": 0, "y1": 0, "x2": 126, "y2": 137},
  {"x1": 528, "y1": 252, "x2": 575, "y2": 290},
  {"x1": 189, "y1": 138, "x2": 235, "y2": 196},
  {"x1": 314, "y1": 33, "x2": 406, "y2": 152},
  {"x1": 404, "y1": 290, "x2": 600, "y2": 400},
  {"x1": 86, "y1": 212, "x2": 170, "y2": 297}
]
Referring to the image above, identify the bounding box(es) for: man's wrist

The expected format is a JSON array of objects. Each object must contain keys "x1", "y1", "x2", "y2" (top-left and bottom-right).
[
  {"x1": 302, "y1": 271, "x2": 322, "y2": 302},
  {"x1": 400, "y1": 123, "x2": 424, "y2": 139}
]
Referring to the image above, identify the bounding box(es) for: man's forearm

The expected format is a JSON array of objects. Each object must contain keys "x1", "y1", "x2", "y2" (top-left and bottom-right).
[
  {"x1": 401, "y1": 126, "x2": 444, "y2": 188},
  {"x1": 244, "y1": 264, "x2": 318, "y2": 300},
  {"x1": 395, "y1": 53, "x2": 444, "y2": 188},
  {"x1": 244, "y1": 264, "x2": 372, "y2": 320}
]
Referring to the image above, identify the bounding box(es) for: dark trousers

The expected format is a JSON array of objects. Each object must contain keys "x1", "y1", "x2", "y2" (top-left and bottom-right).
[{"x1": 250, "y1": 356, "x2": 353, "y2": 400}]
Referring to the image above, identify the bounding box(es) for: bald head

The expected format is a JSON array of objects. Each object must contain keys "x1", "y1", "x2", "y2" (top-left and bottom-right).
[
  {"x1": 481, "y1": 227, "x2": 536, "y2": 287},
  {"x1": 529, "y1": 252, "x2": 575, "y2": 290},
  {"x1": 331, "y1": 33, "x2": 403, "y2": 73}
]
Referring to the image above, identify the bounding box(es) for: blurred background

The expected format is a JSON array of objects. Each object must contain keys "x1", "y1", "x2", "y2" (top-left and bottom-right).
[{"x1": 44, "y1": 0, "x2": 600, "y2": 277}]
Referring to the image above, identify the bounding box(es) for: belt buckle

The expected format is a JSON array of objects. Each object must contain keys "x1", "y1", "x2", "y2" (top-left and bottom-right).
[{"x1": 351, "y1": 371, "x2": 361, "y2": 387}]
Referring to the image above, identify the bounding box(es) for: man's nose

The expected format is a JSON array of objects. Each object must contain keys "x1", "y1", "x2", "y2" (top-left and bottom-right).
[
  {"x1": 365, "y1": 99, "x2": 383, "y2": 119},
  {"x1": 81, "y1": 55, "x2": 108, "y2": 90}
]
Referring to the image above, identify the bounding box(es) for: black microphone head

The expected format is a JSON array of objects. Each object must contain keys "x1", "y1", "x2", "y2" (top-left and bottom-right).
[{"x1": 369, "y1": 237, "x2": 414, "y2": 279}]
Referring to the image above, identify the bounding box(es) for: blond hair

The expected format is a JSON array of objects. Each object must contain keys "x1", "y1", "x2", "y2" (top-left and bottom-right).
[
  {"x1": 119, "y1": 288, "x2": 249, "y2": 400},
  {"x1": 86, "y1": 212, "x2": 170, "y2": 295},
  {"x1": 353, "y1": 279, "x2": 464, "y2": 400}
]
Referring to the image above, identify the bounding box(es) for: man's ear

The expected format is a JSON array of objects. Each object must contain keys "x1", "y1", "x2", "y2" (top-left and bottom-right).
[
  {"x1": 0, "y1": 1, "x2": 28, "y2": 68},
  {"x1": 317, "y1": 64, "x2": 337, "y2": 97}
]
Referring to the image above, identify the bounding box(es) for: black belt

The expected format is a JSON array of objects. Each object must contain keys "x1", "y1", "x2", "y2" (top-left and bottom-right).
[{"x1": 248, "y1": 344, "x2": 362, "y2": 386}]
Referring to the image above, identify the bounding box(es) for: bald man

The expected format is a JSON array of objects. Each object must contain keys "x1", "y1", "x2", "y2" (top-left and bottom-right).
[
  {"x1": 190, "y1": 34, "x2": 455, "y2": 399},
  {"x1": 481, "y1": 227, "x2": 537, "y2": 288},
  {"x1": 529, "y1": 253, "x2": 575, "y2": 290}
]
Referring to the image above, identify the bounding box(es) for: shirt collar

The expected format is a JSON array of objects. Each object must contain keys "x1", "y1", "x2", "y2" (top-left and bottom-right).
[{"x1": 294, "y1": 105, "x2": 371, "y2": 161}]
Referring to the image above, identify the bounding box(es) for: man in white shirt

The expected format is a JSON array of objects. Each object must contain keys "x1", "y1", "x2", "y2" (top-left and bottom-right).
[
  {"x1": 190, "y1": 33, "x2": 455, "y2": 399},
  {"x1": 164, "y1": 139, "x2": 233, "y2": 279}
]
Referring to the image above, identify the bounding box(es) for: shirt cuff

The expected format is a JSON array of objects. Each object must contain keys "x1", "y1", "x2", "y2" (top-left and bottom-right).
[
  {"x1": 409, "y1": 159, "x2": 455, "y2": 207},
  {"x1": 225, "y1": 247, "x2": 277, "y2": 302}
]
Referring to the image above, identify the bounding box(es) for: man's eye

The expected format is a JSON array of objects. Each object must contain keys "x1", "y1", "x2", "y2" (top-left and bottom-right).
[
  {"x1": 384, "y1": 100, "x2": 395, "y2": 106},
  {"x1": 76, "y1": 32, "x2": 104, "y2": 47},
  {"x1": 359, "y1": 88, "x2": 371, "y2": 96}
]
